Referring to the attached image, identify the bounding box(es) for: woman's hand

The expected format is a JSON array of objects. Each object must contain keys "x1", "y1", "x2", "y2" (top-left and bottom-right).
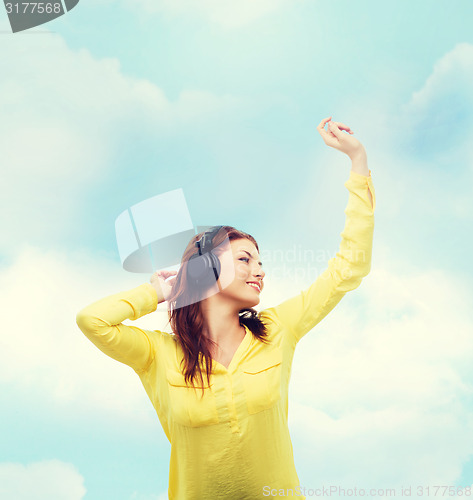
[
  {"x1": 317, "y1": 116, "x2": 366, "y2": 160},
  {"x1": 150, "y1": 269, "x2": 178, "y2": 303}
]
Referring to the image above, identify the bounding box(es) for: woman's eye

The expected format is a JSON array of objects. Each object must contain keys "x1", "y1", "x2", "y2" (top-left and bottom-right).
[{"x1": 239, "y1": 257, "x2": 250, "y2": 263}]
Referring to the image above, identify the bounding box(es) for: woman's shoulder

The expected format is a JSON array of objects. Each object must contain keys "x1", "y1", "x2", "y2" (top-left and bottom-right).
[
  {"x1": 257, "y1": 308, "x2": 279, "y2": 329},
  {"x1": 145, "y1": 328, "x2": 178, "y2": 349}
]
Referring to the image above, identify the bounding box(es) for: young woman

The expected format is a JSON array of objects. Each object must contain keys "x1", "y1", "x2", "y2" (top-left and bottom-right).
[{"x1": 76, "y1": 116, "x2": 376, "y2": 500}]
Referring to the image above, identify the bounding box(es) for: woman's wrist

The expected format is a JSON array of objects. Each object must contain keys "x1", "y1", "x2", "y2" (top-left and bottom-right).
[
  {"x1": 147, "y1": 282, "x2": 165, "y2": 304},
  {"x1": 350, "y1": 149, "x2": 369, "y2": 176}
]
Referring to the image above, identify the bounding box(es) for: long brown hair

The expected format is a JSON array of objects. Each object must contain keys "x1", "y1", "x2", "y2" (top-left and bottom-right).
[{"x1": 165, "y1": 226, "x2": 270, "y2": 395}]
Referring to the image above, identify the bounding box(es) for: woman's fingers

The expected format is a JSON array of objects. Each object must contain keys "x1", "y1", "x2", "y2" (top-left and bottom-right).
[
  {"x1": 317, "y1": 116, "x2": 341, "y2": 147},
  {"x1": 157, "y1": 270, "x2": 178, "y2": 275},
  {"x1": 317, "y1": 116, "x2": 364, "y2": 157},
  {"x1": 316, "y1": 116, "x2": 332, "y2": 134},
  {"x1": 317, "y1": 117, "x2": 353, "y2": 142},
  {"x1": 152, "y1": 269, "x2": 178, "y2": 283},
  {"x1": 318, "y1": 116, "x2": 359, "y2": 155},
  {"x1": 316, "y1": 116, "x2": 332, "y2": 129},
  {"x1": 316, "y1": 117, "x2": 353, "y2": 134},
  {"x1": 331, "y1": 121, "x2": 354, "y2": 134},
  {"x1": 317, "y1": 116, "x2": 334, "y2": 141}
]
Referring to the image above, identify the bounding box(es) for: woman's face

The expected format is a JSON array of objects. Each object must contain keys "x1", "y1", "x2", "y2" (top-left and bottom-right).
[{"x1": 216, "y1": 238, "x2": 265, "y2": 308}]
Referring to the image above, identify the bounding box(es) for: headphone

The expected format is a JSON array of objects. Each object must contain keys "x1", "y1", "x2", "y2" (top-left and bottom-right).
[{"x1": 186, "y1": 225, "x2": 224, "y2": 289}]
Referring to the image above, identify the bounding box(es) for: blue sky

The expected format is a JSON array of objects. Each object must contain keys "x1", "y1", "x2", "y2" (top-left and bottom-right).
[{"x1": 1, "y1": 0, "x2": 473, "y2": 498}]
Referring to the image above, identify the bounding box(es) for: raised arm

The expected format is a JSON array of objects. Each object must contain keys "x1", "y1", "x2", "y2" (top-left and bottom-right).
[
  {"x1": 76, "y1": 283, "x2": 160, "y2": 373},
  {"x1": 260, "y1": 167, "x2": 375, "y2": 344},
  {"x1": 259, "y1": 117, "x2": 376, "y2": 344}
]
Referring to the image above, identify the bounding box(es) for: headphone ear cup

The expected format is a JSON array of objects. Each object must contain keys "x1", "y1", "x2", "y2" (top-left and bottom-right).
[
  {"x1": 186, "y1": 251, "x2": 221, "y2": 289},
  {"x1": 208, "y1": 251, "x2": 221, "y2": 282},
  {"x1": 187, "y1": 252, "x2": 205, "y2": 283}
]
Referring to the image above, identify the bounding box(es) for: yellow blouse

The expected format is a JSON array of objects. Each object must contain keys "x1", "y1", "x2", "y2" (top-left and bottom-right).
[{"x1": 76, "y1": 170, "x2": 376, "y2": 500}]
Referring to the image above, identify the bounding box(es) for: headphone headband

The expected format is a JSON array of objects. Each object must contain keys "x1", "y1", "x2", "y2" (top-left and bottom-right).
[{"x1": 195, "y1": 225, "x2": 224, "y2": 255}]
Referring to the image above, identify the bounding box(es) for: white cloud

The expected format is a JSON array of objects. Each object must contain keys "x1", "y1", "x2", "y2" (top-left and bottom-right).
[
  {"x1": 287, "y1": 43, "x2": 473, "y2": 226},
  {"x1": 398, "y1": 42, "x2": 473, "y2": 178},
  {"x1": 0, "y1": 244, "x2": 173, "y2": 424},
  {"x1": 402, "y1": 42, "x2": 473, "y2": 121},
  {"x1": 122, "y1": 0, "x2": 301, "y2": 28},
  {"x1": 399, "y1": 43, "x2": 473, "y2": 214},
  {"x1": 0, "y1": 31, "x2": 251, "y2": 256},
  {"x1": 288, "y1": 262, "x2": 473, "y2": 488},
  {"x1": 0, "y1": 460, "x2": 86, "y2": 500}
]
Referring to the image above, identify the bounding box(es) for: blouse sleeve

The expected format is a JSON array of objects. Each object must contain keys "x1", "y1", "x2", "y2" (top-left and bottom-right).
[
  {"x1": 259, "y1": 170, "x2": 376, "y2": 345},
  {"x1": 76, "y1": 282, "x2": 159, "y2": 373}
]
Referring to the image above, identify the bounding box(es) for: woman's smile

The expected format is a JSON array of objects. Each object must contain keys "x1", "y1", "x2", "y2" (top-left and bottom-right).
[{"x1": 246, "y1": 281, "x2": 261, "y2": 292}]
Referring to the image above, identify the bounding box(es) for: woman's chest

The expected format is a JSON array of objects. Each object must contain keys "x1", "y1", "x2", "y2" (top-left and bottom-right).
[{"x1": 163, "y1": 348, "x2": 286, "y2": 429}]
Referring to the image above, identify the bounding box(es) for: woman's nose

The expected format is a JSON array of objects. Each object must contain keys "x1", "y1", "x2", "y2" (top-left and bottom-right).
[{"x1": 254, "y1": 267, "x2": 265, "y2": 278}]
